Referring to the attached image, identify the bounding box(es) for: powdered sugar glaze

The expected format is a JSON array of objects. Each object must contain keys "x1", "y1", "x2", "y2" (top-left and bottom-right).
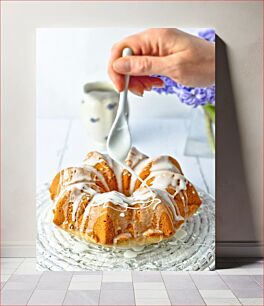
[{"x1": 52, "y1": 147, "x2": 194, "y2": 246}]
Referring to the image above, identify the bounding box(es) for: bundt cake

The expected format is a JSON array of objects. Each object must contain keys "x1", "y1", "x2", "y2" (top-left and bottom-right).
[{"x1": 50, "y1": 147, "x2": 202, "y2": 247}]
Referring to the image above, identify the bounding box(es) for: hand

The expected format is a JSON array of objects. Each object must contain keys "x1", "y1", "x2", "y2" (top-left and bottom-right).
[{"x1": 108, "y1": 28, "x2": 215, "y2": 96}]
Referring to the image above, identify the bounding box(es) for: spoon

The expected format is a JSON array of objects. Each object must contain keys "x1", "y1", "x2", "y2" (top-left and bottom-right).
[
  {"x1": 107, "y1": 47, "x2": 133, "y2": 163},
  {"x1": 106, "y1": 48, "x2": 157, "y2": 204}
]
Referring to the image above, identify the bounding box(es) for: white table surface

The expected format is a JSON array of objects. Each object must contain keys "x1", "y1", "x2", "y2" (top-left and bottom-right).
[{"x1": 37, "y1": 118, "x2": 215, "y2": 197}]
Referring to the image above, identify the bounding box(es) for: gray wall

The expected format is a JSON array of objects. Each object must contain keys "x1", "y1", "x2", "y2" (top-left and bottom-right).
[{"x1": 1, "y1": 1, "x2": 263, "y2": 257}]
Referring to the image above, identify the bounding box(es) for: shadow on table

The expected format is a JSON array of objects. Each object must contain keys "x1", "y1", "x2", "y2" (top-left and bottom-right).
[{"x1": 215, "y1": 36, "x2": 260, "y2": 268}]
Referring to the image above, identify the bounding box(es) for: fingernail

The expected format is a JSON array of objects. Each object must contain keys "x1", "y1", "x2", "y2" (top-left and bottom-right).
[{"x1": 114, "y1": 58, "x2": 131, "y2": 73}]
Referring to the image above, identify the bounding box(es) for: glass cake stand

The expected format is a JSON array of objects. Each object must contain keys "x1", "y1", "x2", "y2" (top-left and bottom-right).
[{"x1": 36, "y1": 183, "x2": 215, "y2": 271}]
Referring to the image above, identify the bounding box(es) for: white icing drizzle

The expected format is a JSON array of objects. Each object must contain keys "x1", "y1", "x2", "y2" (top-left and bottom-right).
[
  {"x1": 143, "y1": 229, "x2": 163, "y2": 237},
  {"x1": 123, "y1": 249, "x2": 138, "y2": 258},
  {"x1": 183, "y1": 190, "x2": 189, "y2": 212},
  {"x1": 102, "y1": 154, "x2": 114, "y2": 168},
  {"x1": 81, "y1": 165, "x2": 109, "y2": 191},
  {"x1": 149, "y1": 171, "x2": 187, "y2": 196},
  {"x1": 126, "y1": 147, "x2": 148, "y2": 168},
  {"x1": 78, "y1": 184, "x2": 184, "y2": 229},
  {"x1": 109, "y1": 158, "x2": 123, "y2": 192},
  {"x1": 151, "y1": 156, "x2": 180, "y2": 173},
  {"x1": 131, "y1": 245, "x2": 145, "y2": 252},
  {"x1": 54, "y1": 148, "x2": 193, "y2": 241},
  {"x1": 59, "y1": 169, "x2": 94, "y2": 188},
  {"x1": 83, "y1": 153, "x2": 123, "y2": 192},
  {"x1": 113, "y1": 233, "x2": 132, "y2": 244},
  {"x1": 53, "y1": 182, "x2": 100, "y2": 222},
  {"x1": 71, "y1": 184, "x2": 98, "y2": 221},
  {"x1": 129, "y1": 157, "x2": 152, "y2": 194},
  {"x1": 71, "y1": 191, "x2": 84, "y2": 222},
  {"x1": 81, "y1": 188, "x2": 159, "y2": 216},
  {"x1": 168, "y1": 228, "x2": 187, "y2": 244},
  {"x1": 152, "y1": 188, "x2": 184, "y2": 221},
  {"x1": 83, "y1": 153, "x2": 102, "y2": 167}
]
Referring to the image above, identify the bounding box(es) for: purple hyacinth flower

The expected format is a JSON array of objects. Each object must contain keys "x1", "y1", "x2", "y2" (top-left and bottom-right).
[
  {"x1": 198, "y1": 28, "x2": 215, "y2": 42},
  {"x1": 152, "y1": 29, "x2": 215, "y2": 107}
]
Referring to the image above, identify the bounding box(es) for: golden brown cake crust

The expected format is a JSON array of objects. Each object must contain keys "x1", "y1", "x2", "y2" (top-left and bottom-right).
[{"x1": 50, "y1": 147, "x2": 202, "y2": 247}]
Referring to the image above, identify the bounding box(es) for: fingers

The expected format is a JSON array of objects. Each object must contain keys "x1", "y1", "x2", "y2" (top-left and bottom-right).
[
  {"x1": 108, "y1": 35, "x2": 142, "y2": 92},
  {"x1": 108, "y1": 42, "x2": 126, "y2": 92},
  {"x1": 113, "y1": 55, "x2": 166, "y2": 76},
  {"x1": 108, "y1": 30, "x2": 165, "y2": 93},
  {"x1": 128, "y1": 76, "x2": 164, "y2": 96},
  {"x1": 129, "y1": 77, "x2": 145, "y2": 96}
]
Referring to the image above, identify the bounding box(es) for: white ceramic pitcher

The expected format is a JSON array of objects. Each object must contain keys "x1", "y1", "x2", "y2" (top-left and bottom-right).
[{"x1": 80, "y1": 81, "x2": 120, "y2": 149}]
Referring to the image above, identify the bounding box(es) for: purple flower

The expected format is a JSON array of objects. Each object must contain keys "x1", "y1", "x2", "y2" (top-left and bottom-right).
[
  {"x1": 152, "y1": 29, "x2": 215, "y2": 107},
  {"x1": 198, "y1": 28, "x2": 215, "y2": 42},
  {"x1": 153, "y1": 75, "x2": 215, "y2": 107}
]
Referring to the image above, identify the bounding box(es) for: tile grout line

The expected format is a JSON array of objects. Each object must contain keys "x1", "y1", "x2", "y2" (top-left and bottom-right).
[
  {"x1": 9, "y1": 257, "x2": 27, "y2": 275},
  {"x1": 216, "y1": 272, "x2": 248, "y2": 305},
  {"x1": 24, "y1": 268, "x2": 44, "y2": 305},
  {"x1": 256, "y1": 277, "x2": 264, "y2": 287},
  {"x1": 96, "y1": 271, "x2": 103, "y2": 306},
  {"x1": 61, "y1": 272, "x2": 74, "y2": 306},
  {"x1": 188, "y1": 272, "x2": 208, "y2": 305},
  {"x1": 1, "y1": 259, "x2": 25, "y2": 290},
  {"x1": 249, "y1": 274, "x2": 264, "y2": 288},
  {"x1": 132, "y1": 272, "x2": 170, "y2": 305},
  {"x1": 131, "y1": 272, "x2": 136, "y2": 306},
  {"x1": 2, "y1": 259, "x2": 262, "y2": 305},
  {"x1": 159, "y1": 271, "x2": 173, "y2": 306}
]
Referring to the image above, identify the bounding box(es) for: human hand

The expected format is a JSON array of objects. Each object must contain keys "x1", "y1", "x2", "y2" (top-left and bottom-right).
[{"x1": 108, "y1": 28, "x2": 215, "y2": 96}]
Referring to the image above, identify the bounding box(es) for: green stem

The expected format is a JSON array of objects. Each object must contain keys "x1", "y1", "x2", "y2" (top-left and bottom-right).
[
  {"x1": 203, "y1": 108, "x2": 215, "y2": 153},
  {"x1": 203, "y1": 104, "x2": 215, "y2": 122}
]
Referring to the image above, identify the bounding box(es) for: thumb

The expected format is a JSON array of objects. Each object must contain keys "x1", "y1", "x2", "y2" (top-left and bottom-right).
[{"x1": 113, "y1": 55, "x2": 166, "y2": 76}]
